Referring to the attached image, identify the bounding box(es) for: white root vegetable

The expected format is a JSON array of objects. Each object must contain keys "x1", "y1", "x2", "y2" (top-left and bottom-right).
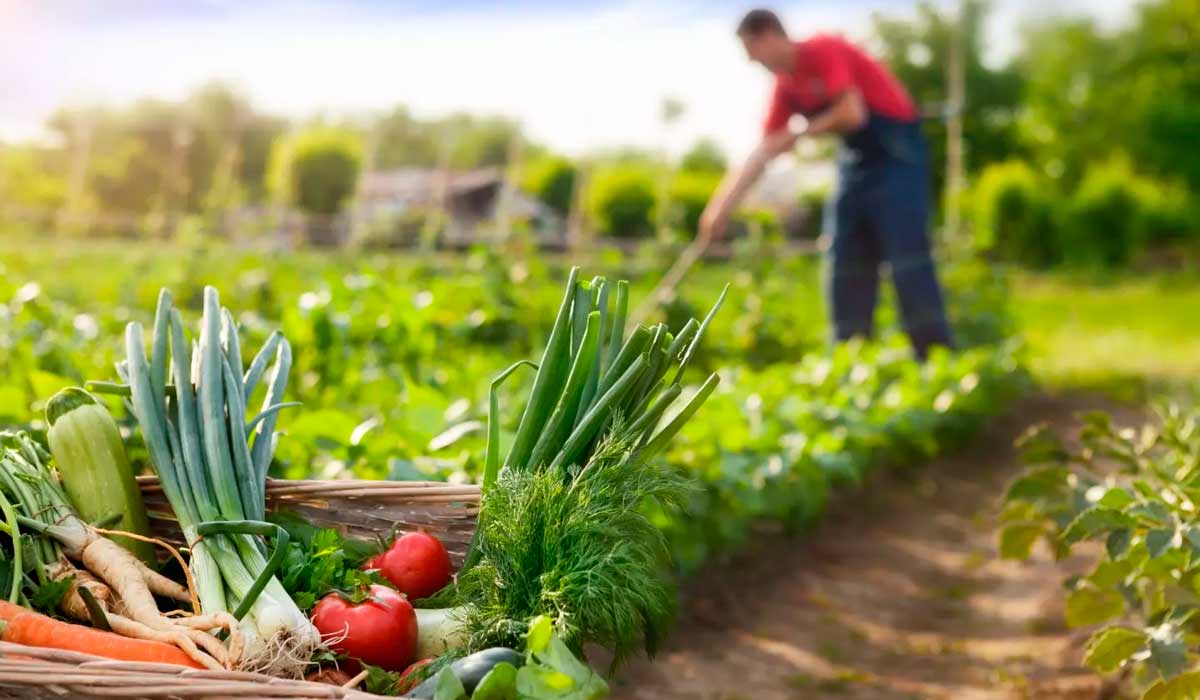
[
  {"x1": 415, "y1": 606, "x2": 471, "y2": 660},
  {"x1": 0, "y1": 432, "x2": 238, "y2": 670}
]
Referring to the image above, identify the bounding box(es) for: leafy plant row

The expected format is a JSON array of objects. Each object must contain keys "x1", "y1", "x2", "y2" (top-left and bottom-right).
[
  {"x1": 1002, "y1": 403, "x2": 1200, "y2": 699},
  {"x1": 0, "y1": 243, "x2": 1025, "y2": 578}
]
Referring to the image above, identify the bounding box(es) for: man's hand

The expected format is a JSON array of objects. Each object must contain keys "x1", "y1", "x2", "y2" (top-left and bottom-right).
[
  {"x1": 698, "y1": 199, "x2": 732, "y2": 246},
  {"x1": 696, "y1": 130, "x2": 796, "y2": 250}
]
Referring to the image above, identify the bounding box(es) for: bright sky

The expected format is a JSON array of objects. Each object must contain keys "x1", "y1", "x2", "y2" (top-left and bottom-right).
[{"x1": 0, "y1": 0, "x2": 1137, "y2": 161}]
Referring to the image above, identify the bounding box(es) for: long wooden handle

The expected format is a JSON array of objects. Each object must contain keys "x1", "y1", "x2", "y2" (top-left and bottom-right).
[{"x1": 628, "y1": 240, "x2": 707, "y2": 328}]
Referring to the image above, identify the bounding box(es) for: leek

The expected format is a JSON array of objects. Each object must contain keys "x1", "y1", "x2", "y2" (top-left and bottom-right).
[{"x1": 118, "y1": 287, "x2": 317, "y2": 671}]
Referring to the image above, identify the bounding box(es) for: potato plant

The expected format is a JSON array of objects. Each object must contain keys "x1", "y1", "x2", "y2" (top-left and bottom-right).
[{"x1": 1001, "y1": 404, "x2": 1200, "y2": 698}]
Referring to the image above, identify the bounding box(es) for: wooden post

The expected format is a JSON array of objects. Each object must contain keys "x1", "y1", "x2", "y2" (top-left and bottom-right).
[
  {"x1": 943, "y1": 0, "x2": 966, "y2": 243},
  {"x1": 62, "y1": 110, "x2": 94, "y2": 234},
  {"x1": 162, "y1": 122, "x2": 193, "y2": 239},
  {"x1": 422, "y1": 130, "x2": 455, "y2": 250},
  {"x1": 494, "y1": 127, "x2": 524, "y2": 243},
  {"x1": 207, "y1": 108, "x2": 245, "y2": 241},
  {"x1": 350, "y1": 117, "x2": 379, "y2": 248},
  {"x1": 656, "y1": 97, "x2": 685, "y2": 241},
  {"x1": 565, "y1": 163, "x2": 589, "y2": 252}
]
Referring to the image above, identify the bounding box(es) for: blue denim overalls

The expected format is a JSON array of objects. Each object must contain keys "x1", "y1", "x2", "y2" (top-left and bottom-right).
[{"x1": 822, "y1": 112, "x2": 954, "y2": 359}]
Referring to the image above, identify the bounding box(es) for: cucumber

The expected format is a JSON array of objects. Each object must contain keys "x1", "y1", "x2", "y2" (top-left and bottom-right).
[
  {"x1": 402, "y1": 647, "x2": 524, "y2": 698},
  {"x1": 46, "y1": 387, "x2": 155, "y2": 562}
]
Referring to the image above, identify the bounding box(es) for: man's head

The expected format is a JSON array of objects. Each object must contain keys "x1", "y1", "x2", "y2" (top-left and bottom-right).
[{"x1": 737, "y1": 9, "x2": 793, "y2": 74}]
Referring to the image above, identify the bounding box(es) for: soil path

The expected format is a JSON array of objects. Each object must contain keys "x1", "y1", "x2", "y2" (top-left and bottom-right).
[{"x1": 613, "y1": 394, "x2": 1138, "y2": 700}]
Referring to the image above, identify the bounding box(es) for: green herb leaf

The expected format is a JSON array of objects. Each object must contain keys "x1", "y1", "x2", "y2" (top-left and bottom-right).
[
  {"x1": 433, "y1": 667, "x2": 468, "y2": 700},
  {"x1": 362, "y1": 663, "x2": 401, "y2": 696},
  {"x1": 1144, "y1": 671, "x2": 1200, "y2": 700},
  {"x1": 1148, "y1": 624, "x2": 1189, "y2": 679},
  {"x1": 1065, "y1": 587, "x2": 1125, "y2": 628},
  {"x1": 472, "y1": 662, "x2": 519, "y2": 700},
  {"x1": 30, "y1": 576, "x2": 74, "y2": 614},
  {"x1": 1083, "y1": 626, "x2": 1146, "y2": 673},
  {"x1": 1061, "y1": 507, "x2": 1137, "y2": 545},
  {"x1": 997, "y1": 522, "x2": 1042, "y2": 560}
]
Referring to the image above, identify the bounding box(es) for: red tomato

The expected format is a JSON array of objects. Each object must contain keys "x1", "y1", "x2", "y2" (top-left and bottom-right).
[
  {"x1": 368, "y1": 531, "x2": 452, "y2": 601},
  {"x1": 394, "y1": 657, "x2": 435, "y2": 694},
  {"x1": 311, "y1": 585, "x2": 418, "y2": 672}
]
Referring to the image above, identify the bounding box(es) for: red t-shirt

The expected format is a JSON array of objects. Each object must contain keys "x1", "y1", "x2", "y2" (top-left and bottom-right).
[{"x1": 763, "y1": 34, "x2": 918, "y2": 135}]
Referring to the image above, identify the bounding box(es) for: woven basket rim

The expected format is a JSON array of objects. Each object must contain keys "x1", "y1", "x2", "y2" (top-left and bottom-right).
[{"x1": 0, "y1": 477, "x2": 481, "y2": 697}]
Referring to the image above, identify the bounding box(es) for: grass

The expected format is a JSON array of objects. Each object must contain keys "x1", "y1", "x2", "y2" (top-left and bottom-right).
[{"x1": 1012, "y1": 269, "x2": 1200, "y2": 400}]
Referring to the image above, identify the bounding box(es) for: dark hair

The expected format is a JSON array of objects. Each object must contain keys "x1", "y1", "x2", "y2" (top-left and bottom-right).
[{"x1": 737, "y1": 9, "x2": 785, "y2": 37}]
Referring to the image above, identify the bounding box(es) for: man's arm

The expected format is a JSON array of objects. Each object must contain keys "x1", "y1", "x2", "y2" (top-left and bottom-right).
[
  {"x1": 803, "y1": 88, "x2": 867, "y2": 136},
  {"x1": 697, "y1": 129, "x2": 796, "y2": 245},
  {"x1": 697, "y1": 89, "x2": 866, "y2": 245}
]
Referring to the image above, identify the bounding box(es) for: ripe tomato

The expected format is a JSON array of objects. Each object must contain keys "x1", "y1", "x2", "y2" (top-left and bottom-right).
[
  {"x1": 367, "y1": 531, "x2": 452, "y2": 601},
  {"x1": 394, "y1": 657, "x2": 435, "y2": 694},
  {"x1": 311, "y1": 585, "x2": 418, "y2": 672}
]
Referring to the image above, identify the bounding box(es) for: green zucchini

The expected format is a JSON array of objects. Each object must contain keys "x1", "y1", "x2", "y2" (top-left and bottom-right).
[{"x1": 46, "y1": 387, "x2": 155, "y2": 562}]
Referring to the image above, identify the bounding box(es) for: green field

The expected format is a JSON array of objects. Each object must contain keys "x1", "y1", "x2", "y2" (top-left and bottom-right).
[
  {"x1": 0, "y1": 239, "x2": 1020, "y2": 571},
  {"x1": 1013, "y1": 270, "x2": 1200, "y2": 398}
]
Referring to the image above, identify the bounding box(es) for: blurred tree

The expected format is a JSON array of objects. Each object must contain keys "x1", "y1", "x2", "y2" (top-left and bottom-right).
[
  {"x1": 519, "y1": 155, "x2": 577, "y2": 217},
  {"x1": 1016, "y1": 19, "x2": 1120, "y2": 185},
  {"x1": 441, "y1": 114, "x2": 522, "y2": 169},
  {"x1": 586, "y1": 164, "x2": 657, "y2": 238},
  {"x1": 372, "y1": 106, "x2": 440, "y2": 169},
  {"x1": 268, "y1": 127, "x2": 363, "y2": 216},
  {"x1": 371, "y1": 109, "x2": 530, "y2": 171},
  {"x1": 872, "y1": 0, "x2": 1025, "y2": 197},
  {"x1": 1131, "y1": 0, "x2": 1200, "y2": 190},
  {"x1": 679, "y1": 138, "x2": 727, "y2": 174},
  {"x1": 1020, "y1": 0, "x2": 1200, "y2": 191},
  {"x1": 0, "y1": 146, "x2": 68, "y2": 211}
]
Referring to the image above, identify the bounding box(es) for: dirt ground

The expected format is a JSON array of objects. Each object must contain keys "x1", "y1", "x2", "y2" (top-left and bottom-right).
[{"x1": 612, "y1": 394, "x2": 1139, "y2": 700}]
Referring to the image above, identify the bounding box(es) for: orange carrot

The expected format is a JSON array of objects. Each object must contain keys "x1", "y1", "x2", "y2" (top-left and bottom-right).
[
  {"x1": 0, "y1": 601, "x2": 27, "y2": 622},
  {"x1": 0, "y1": 607, "x2": 204, "y2": 669}
]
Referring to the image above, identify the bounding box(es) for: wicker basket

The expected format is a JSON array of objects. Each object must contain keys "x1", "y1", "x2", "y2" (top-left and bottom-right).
[{"x1": 0, "y1": 478, "x2": 481, "y2": 699}]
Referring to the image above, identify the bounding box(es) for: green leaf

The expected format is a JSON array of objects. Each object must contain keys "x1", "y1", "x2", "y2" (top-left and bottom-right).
[
  {"x1": 1145, "y1": 672, "x2": 1200, "y2": 700},
  {"x1": 1184, "y1": 528, "x2": 1200, "y2": 552},
  {"x1": 30, "y1": 576, "x2": 74, "y2": 614},
  {"x1": 1065, "y1": 587, "x2": 1125, "y2": 627},
  {"x1": 472, "y1": 662, "x2": 519, "y2": 700},
  {"x1": 1015, "y1": 425, "x2": 1070, "y2": 465},
  {"x1": 1129, "y1": 500, "x2": 1171, "y2": 526},
  {"x1": 1005, "y1": 465, "x2": 1069, "y2": 502},
  {"x1": 1149, "y1": 624, "x2": 1189, "y2": 680},
  {"x1": 526, "y1": 615, "x2": 554, "y2": 655},
  {"x1": 1097, "y1": 488, "x2": 1135, "y2": 509},
  {"x1": 998, "y1": 522, "x2": 1042, "y2": 560},
  {"x1": 285, "y1": 409, "x2": 359, "y2": 446},
  {"x1": 1147, "y1": 529, "x2": 1178, "y2": 559},
  {"x1": 362, "y1": 663, "x2": 401, "y2": 696},
  {"x1": 1107, "y1": 529, "x2": 1132, "y2": 558},
  {"x1": 1088, "y1": 559, "x2": 1133, "y2": 589},
  {"x1": 1061, "y1": 507, "x2": 1137, "y2": 545},
  {"x1": 433, "y1": 667, "x2": 468, "y2": 700},
  {"x1": 1083, "y1": 626, "x2": 1147, "y2": 673},
  {"x1": 517, "y1": 635, "x2": 608, "y2": 700}
]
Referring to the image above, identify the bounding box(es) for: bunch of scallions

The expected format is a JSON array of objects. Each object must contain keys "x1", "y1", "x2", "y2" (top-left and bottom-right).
[
  {"x1": 423, "y1": 268, "x2": 727, "y2": 668},
  {"x1": 94, "y1": 287, "x2": 317, "y2": 673}
]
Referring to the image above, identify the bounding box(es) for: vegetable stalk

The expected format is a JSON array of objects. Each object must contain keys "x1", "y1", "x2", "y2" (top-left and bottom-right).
[{"x1": 119, "y1": 287, "x2": 316, "y2": 672}]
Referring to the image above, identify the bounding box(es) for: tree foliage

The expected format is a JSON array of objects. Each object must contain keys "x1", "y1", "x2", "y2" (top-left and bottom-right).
[
  {"x1": 268, "y1": 127, "x2": 363, "y2": 216},
  {"x1": 520, "y1": 155, "x2": 577, "y2": 217},
  {"x1": 872, "y1": 0, "x2": 1025, "y2": 196}
]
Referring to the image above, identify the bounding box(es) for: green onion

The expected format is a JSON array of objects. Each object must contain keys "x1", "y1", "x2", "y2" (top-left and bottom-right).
[{"x1": 120, "y1": 286, "x2": 316, "y2": 668}]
